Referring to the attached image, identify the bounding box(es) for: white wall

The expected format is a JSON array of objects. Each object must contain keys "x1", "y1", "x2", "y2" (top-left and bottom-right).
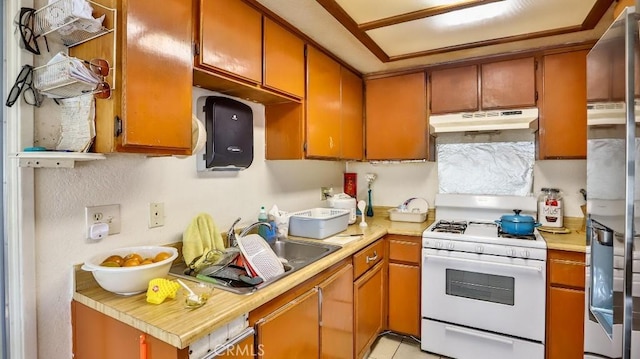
[
  {"x1": 33, "y1": 92, "x2": 343, "y2": 358},
  {"x1": 347, "y1": 159, "x2": 586, "y2": 217}
]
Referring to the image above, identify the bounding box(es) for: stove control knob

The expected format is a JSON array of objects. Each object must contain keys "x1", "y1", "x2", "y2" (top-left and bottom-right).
[
  {"x1": 447, "y1": 242, "x2": 455, "y2": 250},
  {"x1": 507, "y1": 248, "x2": 516, "y2": 257},
  {"x1": 475, "y1": 245, "x2": 484, "y2": 253},
  {"x1": 520, "y1": 250, "x2": 530, "y2": 258},
  {"x1": 436, "y1": 241, "x2": 443, "y2": 249}
]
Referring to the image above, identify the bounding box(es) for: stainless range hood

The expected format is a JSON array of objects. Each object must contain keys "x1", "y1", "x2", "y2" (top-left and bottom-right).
[{"x1": 429, "y1": 108, "x2": 539, "y2": 134}]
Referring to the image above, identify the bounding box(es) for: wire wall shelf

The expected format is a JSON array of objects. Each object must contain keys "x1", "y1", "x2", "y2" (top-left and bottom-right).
[{"x1": 34, "y1": 0, "x2": 115, "y2": 48}]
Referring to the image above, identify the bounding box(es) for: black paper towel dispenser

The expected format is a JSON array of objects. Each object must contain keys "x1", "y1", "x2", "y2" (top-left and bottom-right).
[{"x1": 196, "y1": 96, "x2": 254, "y2": 171}]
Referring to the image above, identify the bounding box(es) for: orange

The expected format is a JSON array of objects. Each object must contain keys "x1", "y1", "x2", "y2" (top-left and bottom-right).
[
  {"x1": 123, "y1": 258, "x2": 141, "y2": 267},
  {"x1": 153, "y1": 251, "x2": 172, "y2": 263},
  {"x1": 124, "y1": 253, "x2": 143, "y2": 263},
  {"x1": 101, "y1": 255, "x2": 124, "y2": 267}
]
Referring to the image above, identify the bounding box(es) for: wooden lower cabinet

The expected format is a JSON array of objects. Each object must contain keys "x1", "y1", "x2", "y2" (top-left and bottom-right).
[
  {"x1": 255, "y1": 288, "x2": 320, "y2": 358},
  {"x1": 250, "y1": 259, "x2": 354, "y2": 359},
  {"x1": 546, "y1": 250, "x2": 585, "y2": 359},
  {"x1": 319, "y1": 264, "x2": 354, "y2": 359},
  {"x1": 72, "y1": 301, "x2": 188, "y2": 359},
  {"x1": 354, "y1": 260, "x2": 385, "y2": 359},
  {"x1": 386, "y1": 235, "x2": 421, "y2": 337}
]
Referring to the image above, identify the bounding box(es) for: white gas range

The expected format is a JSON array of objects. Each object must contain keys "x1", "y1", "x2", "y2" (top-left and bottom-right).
[{"x1": 421, "y1": 194, "x2": 547, "y2": 359}]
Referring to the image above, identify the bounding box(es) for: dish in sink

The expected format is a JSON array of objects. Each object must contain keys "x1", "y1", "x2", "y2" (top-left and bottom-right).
[{"x1": 168, "y1": 239, "x2": 341, "y2": 295}]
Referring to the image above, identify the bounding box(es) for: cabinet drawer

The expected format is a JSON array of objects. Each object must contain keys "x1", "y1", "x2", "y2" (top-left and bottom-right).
[
  {"x1": 548, "y1": 250, "x2": 585, "y2": 289},
  {"x1": 388, "y1": 237, "x2": 420, "y2": 264},
  {"x1": 353, "y1": 240, "x2": 385, "y2": 280}
]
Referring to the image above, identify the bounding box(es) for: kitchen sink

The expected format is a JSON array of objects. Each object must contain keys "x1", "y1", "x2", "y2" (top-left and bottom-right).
[
  {"x1": 269, "y1": 239, "x2": 339, "y2": 269},
  {"x1": 169, "y1": 239, "x2": 341, "y2": 295}
]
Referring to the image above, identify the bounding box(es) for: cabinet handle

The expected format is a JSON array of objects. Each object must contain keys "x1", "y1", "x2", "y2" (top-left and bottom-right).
[
  {"x1": 366, "y1": 250, "x2": 378, "y2": 264},
  {"x1": 139, "y1": 334, "x2": 147, "y2": 359}
]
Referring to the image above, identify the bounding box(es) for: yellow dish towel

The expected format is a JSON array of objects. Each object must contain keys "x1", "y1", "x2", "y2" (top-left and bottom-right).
[{"x1": 182, "y1": 213, "x2": 226, "y2": 271}]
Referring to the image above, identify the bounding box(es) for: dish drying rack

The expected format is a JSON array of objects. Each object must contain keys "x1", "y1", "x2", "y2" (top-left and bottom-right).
[
  {"x1": 34, "y1": 0, "x2": 115, "y2": 48},
  {"x1": 388, "y1": 197, "x2": 429, "y2": 223}
]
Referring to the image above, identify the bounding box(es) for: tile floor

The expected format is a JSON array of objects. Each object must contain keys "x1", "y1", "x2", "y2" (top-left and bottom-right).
[{"x1": 368, "y1": 333, "x2": 448, "y2": 359}]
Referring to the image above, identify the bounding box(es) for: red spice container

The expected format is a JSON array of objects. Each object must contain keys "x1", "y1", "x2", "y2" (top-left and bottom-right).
[{"x1": 344, "y1": 173, "x2": 357, "y2": 198}]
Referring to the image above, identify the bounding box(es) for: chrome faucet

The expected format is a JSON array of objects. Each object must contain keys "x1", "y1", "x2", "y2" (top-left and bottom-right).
[
  {"x1": 239, "y1": 222, "x2": 272, "y2": 238},
  {"x1": 227, "y1": 217, "x2": 242, "y2": 247},
  {"x1": 227, "y1": 217, "x2": 272, "y2": 247}
]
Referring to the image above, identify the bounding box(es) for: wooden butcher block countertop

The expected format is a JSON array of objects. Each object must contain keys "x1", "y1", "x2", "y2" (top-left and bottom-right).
[
  {"x1": 538, "y1": 216, "x2": 587, "y2": 253},
  {"x1": 73, "y1": 210, "x2": 431, "y2": 350},
  {"x1": 73, "y1": 209, "x2": 585, "y2": 350}
]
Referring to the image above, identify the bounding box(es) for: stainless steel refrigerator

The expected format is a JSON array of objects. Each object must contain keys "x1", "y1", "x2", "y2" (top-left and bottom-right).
[{"x1": 585, "y1": 5, "x2": 640, "y2": 359}]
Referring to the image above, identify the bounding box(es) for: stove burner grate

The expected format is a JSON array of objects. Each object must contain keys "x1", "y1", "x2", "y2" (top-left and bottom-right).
[
  {"x1": 497, "y1": 228, "x2": 536, "y2": 240},
  {"x1": 432, "y1": 220, "x2": 468, "y2": 234}
]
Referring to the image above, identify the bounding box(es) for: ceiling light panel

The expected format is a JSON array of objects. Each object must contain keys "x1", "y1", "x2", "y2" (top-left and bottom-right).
[
  {"x1": 334, "y1": 0, "x2": 461, "y2": 24},
  {"x1": 365, "y1": 0, "x2": 597, "y2": 56}
]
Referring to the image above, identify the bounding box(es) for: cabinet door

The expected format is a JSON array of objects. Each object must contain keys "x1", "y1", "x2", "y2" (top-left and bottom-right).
[
  {"x1": 365, "y1": 72, "x2": 427, "y2": 160},
  {"x1": 540, "y1": 51, "x2": 587, "y2": 159},
  {"x1": 341, "y1": 67, "x2": 364, "y2": 160},
  {"x1": 319, "y1": 264, "x2": 354, "y2": 359},
  {"x1": 123, "y1": 0, "x2": 193, "y2": 153},
  {"x1": 307, "y1": 46, "x2": 342, "y2": 158},
  {"x1": 199, "y1": 0, "x2": 262, "y2": 83},
  {"x1": 354, "y1": 261, "x2": 385, "y2": 359},
  {"x1": 72, "y1": 301, "x2": 186, "y2": 359},
  {"x1": 263, "y1": 18, "x2": 305, "y2": 98},
  {"x1": 430, "y1": 65, "x2": 478, "y2": 114},
  {"x1": 546, "y1": 287, "x2": 585, "y2": 359},
  {"x1": 481, "y1": 57, "x2": 536, "y2": 109},
  {"x1": 70, "y1": 0, "x2": 192, "y2": 154},
  {"x1": 388, "y1": 263, "x2": 420, "y2": 337},
  {"x1": 256, "y1": 288, "x2": 320, "y2": 359}
]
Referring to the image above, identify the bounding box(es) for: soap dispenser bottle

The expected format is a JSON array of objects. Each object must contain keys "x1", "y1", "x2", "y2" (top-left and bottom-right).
[{"x1": 258, "y1": 206, "x2": 268, "y2": 239}]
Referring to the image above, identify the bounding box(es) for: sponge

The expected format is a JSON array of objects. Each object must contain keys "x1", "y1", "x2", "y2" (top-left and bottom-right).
[{"x1": 146, "y1": 278, "x2": 180, "y2": 304}]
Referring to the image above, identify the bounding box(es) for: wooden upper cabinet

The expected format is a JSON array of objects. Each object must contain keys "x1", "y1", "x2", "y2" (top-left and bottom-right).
[
  {"x1": 481, "y1": 57, "x2": 537, "y2": 109},
  {"x1": 70, "y1": 0, "x2": 192, "y2": 155},
  {"x1": 341, "y1": 67, "x2": 364, "y2": 160},
  {"x1": 430, "y1": 65, "x2": 478, "y2": 114},
  {"x1": 540, "y1": 50, "x2": 587, "y2": 159},
  {"x1": 365, "y1": 72, "x2": 428, "y2": 160},
  {"x1": 198, "y1": 0, "x2": 262, "y2": 84},
  {"x1": 263, "y1": 18, "x2": 305, "y2": 98},
  {"x1": 306, "y1": 46, "x2": 343, "y2": 158}
]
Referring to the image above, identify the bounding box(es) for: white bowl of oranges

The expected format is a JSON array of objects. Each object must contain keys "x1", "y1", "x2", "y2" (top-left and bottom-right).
[{"x1": 82, "y1": 246, "x2": 178, "y2": 295}]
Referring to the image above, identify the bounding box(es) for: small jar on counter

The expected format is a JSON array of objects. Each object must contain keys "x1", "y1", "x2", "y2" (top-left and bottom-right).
[{"x1": 538, "y1": 188, "x2": 563, "y2": 228}]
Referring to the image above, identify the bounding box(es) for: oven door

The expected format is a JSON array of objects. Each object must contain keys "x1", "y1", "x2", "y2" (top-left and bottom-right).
[{"x1": 422, "y1": 248, "x2": 546, "y2": 342}]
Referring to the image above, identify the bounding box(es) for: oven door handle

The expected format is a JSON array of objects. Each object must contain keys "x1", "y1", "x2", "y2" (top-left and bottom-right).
[
  {"x1": 444, "y1": 326, "x2": 514, "y2": 346},
  {"x1": 424, "y1": 254, "x2": 542, "y2": 273}
]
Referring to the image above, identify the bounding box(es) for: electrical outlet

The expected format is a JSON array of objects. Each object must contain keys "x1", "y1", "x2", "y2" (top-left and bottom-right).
[
  {"x1": 321, "y1": 187, "x2": 333, "y2": 200},
  {"x1": 149, "y1": 203, "x2": 165, "y2": 228},
  {"x1": 85, "y1": 204, "x2": 121, "y2": 239}
]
